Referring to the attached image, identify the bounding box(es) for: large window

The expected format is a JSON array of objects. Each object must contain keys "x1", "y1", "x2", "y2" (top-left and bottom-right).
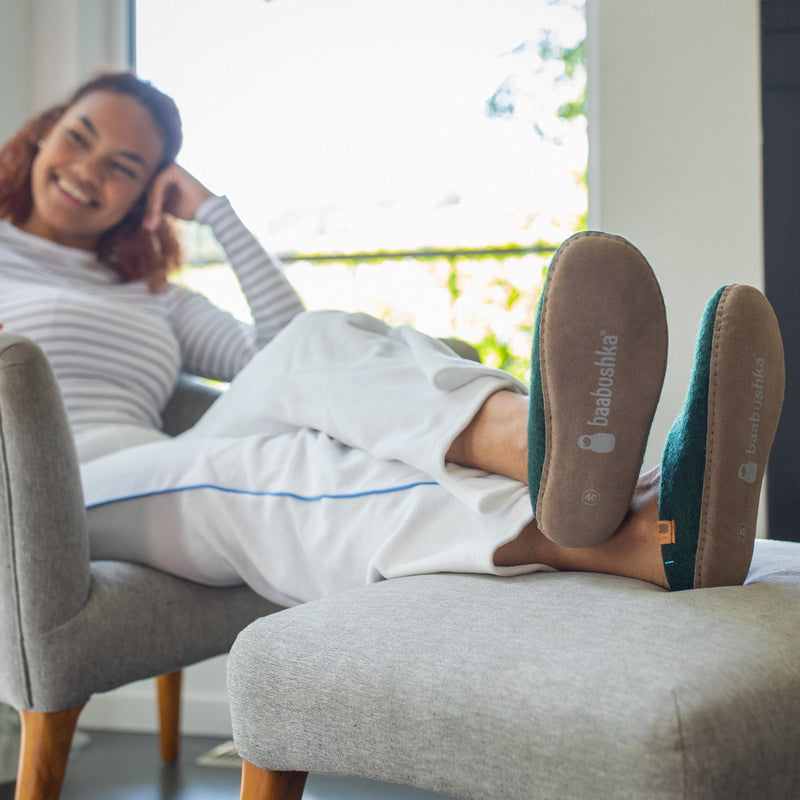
[{"x1": 136, "y1": 0, "x2": 586, "y2": 376}]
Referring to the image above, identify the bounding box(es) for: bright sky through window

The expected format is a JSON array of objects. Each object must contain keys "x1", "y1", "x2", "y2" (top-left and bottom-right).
[{"x1": 135, "y1": 0, "x2": 586, "y2": 256}]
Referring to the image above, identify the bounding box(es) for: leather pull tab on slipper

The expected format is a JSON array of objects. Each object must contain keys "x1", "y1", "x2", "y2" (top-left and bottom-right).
[{"x1": 656, "y1": 520, "x2": 676, "y2": 546}]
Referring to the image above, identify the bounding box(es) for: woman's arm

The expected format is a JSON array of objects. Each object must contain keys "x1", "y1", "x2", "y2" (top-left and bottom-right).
[
  {"x1": 194, "y1": 195, "x2": 305, "y2": 348},
  {"x1": 144, "y1": 165, "x2": 305, "y2": 379}
]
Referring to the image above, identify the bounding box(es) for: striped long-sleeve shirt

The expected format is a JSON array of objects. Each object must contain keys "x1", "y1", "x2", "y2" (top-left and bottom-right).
[{"x1": 0, "y1": 195, "x2": 304, "y2": 433}]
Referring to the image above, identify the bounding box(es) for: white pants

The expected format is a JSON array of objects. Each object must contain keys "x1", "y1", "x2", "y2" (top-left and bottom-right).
[{"x1": 83, "y1": 311, "x2": 548, "y2": 607}]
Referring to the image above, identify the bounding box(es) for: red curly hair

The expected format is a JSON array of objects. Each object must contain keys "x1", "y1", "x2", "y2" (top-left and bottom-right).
[{"x1": 0, "y1": 73, "x2": 184, "y2": 292}]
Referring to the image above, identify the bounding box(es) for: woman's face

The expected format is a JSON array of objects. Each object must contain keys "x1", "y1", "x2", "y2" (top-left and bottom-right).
[{"x1": 21, "y1": 91, "x2": 165, "y2": 250}]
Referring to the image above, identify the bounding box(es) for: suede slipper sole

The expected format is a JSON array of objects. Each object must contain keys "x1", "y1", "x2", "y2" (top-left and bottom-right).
[
  {"x1": 529, "y1": 231, "x2": 668, "y2": 547},
  {"x1": 658, "y1": 285, "x2": 785, "y2": 590}
]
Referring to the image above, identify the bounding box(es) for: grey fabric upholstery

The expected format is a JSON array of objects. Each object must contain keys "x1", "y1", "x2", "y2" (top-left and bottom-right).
[
  {"x1": 228, "y1": 538, "x2": 800, "y2": 800},
  {"x1": 0, "y1": 332, "x2": 280, "y2": 713},
  {"x1": 438, "y1": 337, "x2": 480, "y2": 363},
  {"x1": 161, "y1": 374, "x2": 222, "y2": 436}
]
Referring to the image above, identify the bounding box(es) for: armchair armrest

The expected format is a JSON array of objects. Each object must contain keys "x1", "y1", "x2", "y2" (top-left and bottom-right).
[{"x1": 0, "y1": 333, "x2": 90, "y2": 708}]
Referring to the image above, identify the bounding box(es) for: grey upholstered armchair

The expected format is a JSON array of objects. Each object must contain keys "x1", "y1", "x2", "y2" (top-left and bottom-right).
[{"x1": 0, "y1": 332, "x2": 280, "y2": 800}]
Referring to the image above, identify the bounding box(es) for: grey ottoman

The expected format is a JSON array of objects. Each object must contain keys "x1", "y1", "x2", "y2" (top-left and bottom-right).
[{"x1": 228, "y1": 539, "x2": 800, "y2": 799}]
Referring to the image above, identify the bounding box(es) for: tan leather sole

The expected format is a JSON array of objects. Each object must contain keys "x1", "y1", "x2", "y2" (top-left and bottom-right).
[
  {"x1": 693, "y1": 285, "x2": 785, "y2": 588},
  {"x1": 536, "y1": 232, "x2": 668, "y2": 547}
]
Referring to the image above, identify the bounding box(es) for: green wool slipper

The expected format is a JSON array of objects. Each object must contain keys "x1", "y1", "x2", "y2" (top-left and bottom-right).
[
  {"x1": 528, "y1": 231, "x2": 668, "y2": 547},
  {"x1": 658, "y1": 285, "x2": 785, "y2": 591}
]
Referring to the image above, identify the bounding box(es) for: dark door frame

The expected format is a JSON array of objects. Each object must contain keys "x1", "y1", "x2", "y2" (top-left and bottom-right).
[{"x1": 762, "y1": 0, "x2": 800, "y2": 541}]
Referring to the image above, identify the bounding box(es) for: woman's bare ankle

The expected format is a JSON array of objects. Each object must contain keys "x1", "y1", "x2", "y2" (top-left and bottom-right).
[
  {"x1": 446, "y1": 390, "x2": 528, "y2": 482},
  {"x1": 494, "y1": 470, "x2": 669, "y2": 589}
]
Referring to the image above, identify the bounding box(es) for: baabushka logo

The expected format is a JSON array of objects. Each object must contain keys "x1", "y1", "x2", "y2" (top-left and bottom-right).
[
  {"x1": 578, "y1": 433, "x2": 617, "y2": 453},
  {"x1": 581, "y1": 331, "x2": 618, "y2": 454},
  {"x1": 738, "y1": 357, "x2": 766, "y2": 486},
  {"x1": 738, "y1": 462, "x2": 758, "y2": 484}
]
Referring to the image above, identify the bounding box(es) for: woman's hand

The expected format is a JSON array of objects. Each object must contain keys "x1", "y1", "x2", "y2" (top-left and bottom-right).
[{"x1": 142, "y1": 164, "x2": 216, "y2": 232}]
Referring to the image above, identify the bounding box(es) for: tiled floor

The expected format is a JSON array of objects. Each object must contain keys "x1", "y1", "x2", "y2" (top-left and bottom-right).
[{"x1": 0, "y1": 730, "x2": 455, "y2": 800}]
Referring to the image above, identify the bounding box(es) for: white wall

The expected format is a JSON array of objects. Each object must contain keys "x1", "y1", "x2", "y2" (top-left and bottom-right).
[
  {"x1": 0, "y1": 0, "x2": 130, "y2": 143},
  {"x1": 0, "y1": 0, "x2": 28, "y2": 140},
  {"x1": 586, "y1": 0, "x2": 764, "y2": 472},
  {"x1": 6, "y1": 0, "x2": 767, "y2": 736}
]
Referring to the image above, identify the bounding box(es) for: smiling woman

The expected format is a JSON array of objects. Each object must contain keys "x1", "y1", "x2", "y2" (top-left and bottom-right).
[
  {"x1": 0, "y1": 72, "x2": 185, "y2": 288},
  {"x1": 21, "y1": 92, "x2": 164, "y2": 249}
]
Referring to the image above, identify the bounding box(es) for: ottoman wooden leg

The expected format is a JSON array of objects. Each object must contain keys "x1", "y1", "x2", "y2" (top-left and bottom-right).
[{"x1": 240, "y1": 760, "x2": 308, "y2": 800}]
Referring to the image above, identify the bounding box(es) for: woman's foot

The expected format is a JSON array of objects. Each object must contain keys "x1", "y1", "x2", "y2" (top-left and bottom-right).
[
  {"x1": 448, "y1": 231, "x2": 668, "y2": 520},
  {"x1": 496, "y1": 285, "x2": 785, "y2": 593},
  {"x1": 494, "y1": 465, "x2": 669, "y2": 589},
  {"x1": 657, "y1": 285, "x2": 785, "y2": 590},
  {"x1": 527, "y1": 232, "x2": 668, "y2": 548}
]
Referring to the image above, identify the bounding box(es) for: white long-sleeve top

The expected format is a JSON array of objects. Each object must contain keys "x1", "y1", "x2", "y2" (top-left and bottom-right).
[{"x1": 0, "y1": 195, "x2": 304, "y2": 435}]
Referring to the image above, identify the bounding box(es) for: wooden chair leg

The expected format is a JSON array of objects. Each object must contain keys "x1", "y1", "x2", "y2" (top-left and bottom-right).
[
  {"x1": 240, "y1": 760, "x2": 308, "y2": 800},
  {"x1": 156, "y1": 670, "x2": 182, "y2": 763},
  {"x1": 15, "y1": 705, "x2": 83, "y2": 800}
]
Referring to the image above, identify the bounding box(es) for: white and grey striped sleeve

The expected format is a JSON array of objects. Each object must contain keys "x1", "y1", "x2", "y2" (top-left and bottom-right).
[
  {"x1": 167, "y1": 285, "x2": 258, "y2": 381},
  {"x1": 195, "y1": 195, "x2": 305, "y2": 348}
]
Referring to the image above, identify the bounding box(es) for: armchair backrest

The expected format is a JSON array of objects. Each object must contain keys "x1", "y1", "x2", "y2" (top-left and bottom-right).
[
  {"x1": 161, "y1": 375, "x2": 221, "y2": 436},
  {"x1": 0, "y1": 333, "x2": 90, "y2": 708}
]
